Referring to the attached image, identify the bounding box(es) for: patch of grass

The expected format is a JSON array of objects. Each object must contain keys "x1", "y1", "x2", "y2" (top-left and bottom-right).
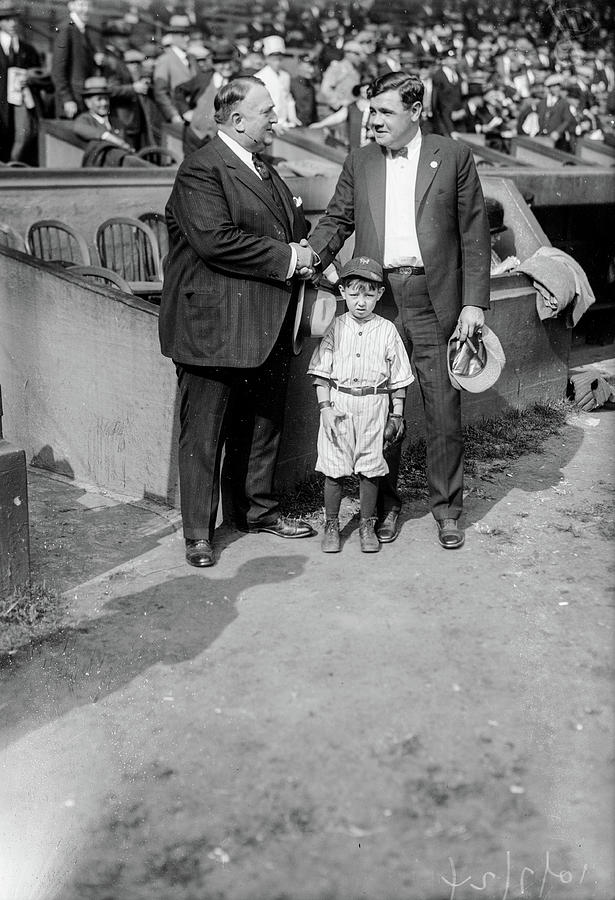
[
  {"x1": 280, "y1": 402, "x2": 568, "y2": 517},
  {"x1": 0, "y1": 580, "x2": 66, "y2": 659}
]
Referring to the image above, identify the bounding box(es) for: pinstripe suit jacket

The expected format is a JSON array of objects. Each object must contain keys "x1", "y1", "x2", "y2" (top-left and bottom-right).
[
  {"x1": 159, "y1": 135, "x2": 309, "y2": 368},
  {"x1": 309, "y1": 133, "x2": 491, "y2": 339}
]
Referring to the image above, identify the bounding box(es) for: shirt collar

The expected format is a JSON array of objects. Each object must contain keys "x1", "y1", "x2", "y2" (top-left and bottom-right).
[
  {"x1": 218, "y1": 130, "x2": 255, "y2": 169},
  {"x1": 70, "y1": 12, "x2": 86, "y2": 31},
  {"x1": 387, "y1": 128, "x2": 422, "y2": 160}
]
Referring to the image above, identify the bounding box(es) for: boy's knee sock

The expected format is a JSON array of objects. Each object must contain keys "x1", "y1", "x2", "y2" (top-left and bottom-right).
[
  {"x1": 359, "y1": 475, "x2": 379, "y2": 519},
  {"x1": 324, "y1": 476, "x2": 343, "y2": 519}
]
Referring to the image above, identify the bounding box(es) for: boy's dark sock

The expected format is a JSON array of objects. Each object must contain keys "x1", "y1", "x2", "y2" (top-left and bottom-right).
[
  {"x1": 359, "y1": 474, "x2": 380, "y2": 518},
  {"x1": 324, "y1": 476, "x2": 343, "y2": 519}
]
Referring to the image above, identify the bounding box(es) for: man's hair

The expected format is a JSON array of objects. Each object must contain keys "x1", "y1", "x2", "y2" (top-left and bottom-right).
[
  {"x1": 214, "y1": 75, "x2": 264, "y2": 124},
  {"x1": 367, "y1": 71, "x2": 424, "y2": 107}
]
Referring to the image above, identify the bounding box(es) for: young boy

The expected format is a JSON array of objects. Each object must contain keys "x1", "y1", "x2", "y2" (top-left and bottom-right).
[{"x1": 307, "y1": 257, "x2": 413, "y2": 553}]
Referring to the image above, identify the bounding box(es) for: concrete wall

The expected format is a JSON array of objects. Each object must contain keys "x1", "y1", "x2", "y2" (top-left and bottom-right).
[{"x1": 0, "y1": 243, "x2": 570, "y2": 507}]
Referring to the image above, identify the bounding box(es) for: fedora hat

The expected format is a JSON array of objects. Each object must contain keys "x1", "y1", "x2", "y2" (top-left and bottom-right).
[
  {"x1": 166, "y1": 14, "x2": 191, "y2": 34},
  {"x1": 292, "y1": 282, "x2": 338, "y2": 355},
  {"x1": 81, "y1": 76, "x2": 111, "y2": 96},
  {"x1": 0, "y1": 2, "x2": 21, "y2": 17},
  {"x1": 447, "y1": 325, "x2": 505, "y2": 393},
  {"x1": 261, "y1": 35, "x2": 289, "y2": 57}
]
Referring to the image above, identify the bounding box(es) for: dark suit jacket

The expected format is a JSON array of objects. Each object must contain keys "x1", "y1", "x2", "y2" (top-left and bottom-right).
[
  {"x1": 431, "y1": 68, "x2": 464, "y2": 137},
  {"x1": 51, "y1": 19, "x2": 98, "y2": 116},
  {"x1": 72, "y1": 111, "x2": 128, "y2": 145},
  {"x1": 159, "y1": 135, "x2": 309, "y2": 368},
  {"x1": 308, "y1": 133, "x2": 491, "y2": 337},
  {"x1": 537, "y1": 97, "x2": 571, "y2": 136},
  {"x1": 0, "y1": 38, "x2": 40, "y2": 159}
]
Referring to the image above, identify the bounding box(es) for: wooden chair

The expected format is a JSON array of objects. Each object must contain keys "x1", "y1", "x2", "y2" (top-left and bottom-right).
[
  {"x1": 138, "y1": 211, "x2": 169, "y2": 260},
  {"x1": 95, "y1": 216, "x2": 162, "y2": 284},
  {"x1": 136, "y1": 145, "x2": 179, "y2": 167},
  {"x1": 26, "y1": 218, "x2": 92, "y2": 265},
  {"x1": 69, "y1": 265, "x2": 133, "y2": 293},
  {"x1": 0, "y1": 222, "x2": 27, "y2": 252}
]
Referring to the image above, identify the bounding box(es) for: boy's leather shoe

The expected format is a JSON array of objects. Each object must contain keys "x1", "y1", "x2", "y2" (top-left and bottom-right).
[
  {"x1": 185, "y1": 538, "x2": 215, "y2": 567},
  {"x1": 437, "y1": 518, "x2": 465, "y2": 549},
  {"x1": 376, "y1": 510, "x2": 400, "y2": 543},
  {"x1": 249, "y1": 516, "x2": 316, "y2": 538},
  {"x1": 359, "y1": 517, "x2": 380, "y2": 552},
  {"x1": 321, "y1": 517, "x2": 341, "y2": 552}
]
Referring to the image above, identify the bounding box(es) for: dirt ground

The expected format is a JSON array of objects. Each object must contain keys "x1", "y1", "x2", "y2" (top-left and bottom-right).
[{"x1": 0, "y1": 403, "x2": 613, "y2": 900}]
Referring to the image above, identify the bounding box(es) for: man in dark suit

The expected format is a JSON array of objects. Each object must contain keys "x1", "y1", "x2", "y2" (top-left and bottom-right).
[
  {"x1": 308, "y1": 71, "x2": 490, "y2": 550},
  {"x1": 0, "y1": 4, "x2": 41, "y2": 163},
  {"x1": 159, "y1": 75, "x2": 316, "y2": 568},
  {"x1": 51, "y1": 0, "x2": 98, "y2": 118},
  {"x1": 431, "y1": 58, "x2": 465, "y2": 137}
]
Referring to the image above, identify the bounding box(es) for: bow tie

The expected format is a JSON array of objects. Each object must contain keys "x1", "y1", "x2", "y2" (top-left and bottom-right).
[
  {"x1": 252, "y1": 154, "x2": 271, "y2": 179},
  {"x1": 390, "y1": 146, "x2": 408, "y2": 159}
]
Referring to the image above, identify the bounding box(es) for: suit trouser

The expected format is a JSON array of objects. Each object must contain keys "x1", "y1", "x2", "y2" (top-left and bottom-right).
[
  {"x1": 175, "y1": 323, "x2": 292, "y2": 541},
  {"x1": 378, "y1": 271, "x2": 463, "y2": 522}
]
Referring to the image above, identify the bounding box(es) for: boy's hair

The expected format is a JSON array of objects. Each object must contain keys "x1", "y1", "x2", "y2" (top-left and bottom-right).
[{"x1": 340, "y1": 276, "x2": 383, "y2": 292}]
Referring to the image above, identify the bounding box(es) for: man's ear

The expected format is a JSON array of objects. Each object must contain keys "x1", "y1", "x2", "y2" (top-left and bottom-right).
[{"x1": 230, "y1": 110, "x2": 244, "y2": 132}]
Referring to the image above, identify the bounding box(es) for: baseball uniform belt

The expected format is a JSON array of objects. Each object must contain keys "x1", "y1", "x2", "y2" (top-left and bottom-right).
[{"x1": 329, "y1": 379, "x2": 389, "y2": 396}]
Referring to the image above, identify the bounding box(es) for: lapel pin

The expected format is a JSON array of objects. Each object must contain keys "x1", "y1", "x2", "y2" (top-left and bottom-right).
[{"x1": 430, "y1": 160, "x2": 438, "y2": 168}]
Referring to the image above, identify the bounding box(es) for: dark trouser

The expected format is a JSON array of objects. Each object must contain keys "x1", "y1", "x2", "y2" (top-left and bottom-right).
[
  {"x1": 379, "y1": 271, "x2": 463, "y2": 522},
  {"x1": 175, "y1": 324, "x2": 292, "y2": 540}
]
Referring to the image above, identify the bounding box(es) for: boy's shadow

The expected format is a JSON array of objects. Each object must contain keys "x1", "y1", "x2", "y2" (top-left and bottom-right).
[{"x1": 0, "y1": 554, "x2": 307, "y2": 751}]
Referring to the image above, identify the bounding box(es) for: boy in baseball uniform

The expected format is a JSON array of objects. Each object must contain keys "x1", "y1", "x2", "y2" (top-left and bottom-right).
[{"x1": 308, "y1": 257, "x2": 413, "y2": 553}]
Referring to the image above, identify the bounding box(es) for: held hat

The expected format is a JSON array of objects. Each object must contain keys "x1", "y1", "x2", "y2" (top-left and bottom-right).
[
  {"x1": 447, "y1": 325, "x2": 506, "y2": 393},
  {"x1": 338, "y1": 256, "x2": 384, "y2": 283},
  {"x1": 81, "y1": 76, "x2": 111, "y2": 96},
  {"x1": 292, "y1": 281, "x2": 338, "y2": 355},
  {"x1": 261, "y1": 35, "x2": 289, "y2": 57}
]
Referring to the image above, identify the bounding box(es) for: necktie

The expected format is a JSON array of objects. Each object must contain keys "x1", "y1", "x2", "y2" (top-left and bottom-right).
[
  {"x1": 252, "y1": 154, "x2": 271, "y2": 179},
  {"x1": 391, "y1": 146, "x2": 408, "y2": 159}
]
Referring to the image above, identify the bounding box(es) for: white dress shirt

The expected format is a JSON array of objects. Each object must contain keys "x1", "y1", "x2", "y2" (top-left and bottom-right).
[{"x1": 383, "y1": 129, "x2": 423, "y2": 268}]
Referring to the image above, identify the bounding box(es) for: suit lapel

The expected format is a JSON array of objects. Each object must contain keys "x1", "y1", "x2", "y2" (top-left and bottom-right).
[
  {"x1": 415, "y1": 135, "x2": 441, "y2": 214},
  {"x1": 214, "y1": 137, "x2": 291, "y2": 232}
]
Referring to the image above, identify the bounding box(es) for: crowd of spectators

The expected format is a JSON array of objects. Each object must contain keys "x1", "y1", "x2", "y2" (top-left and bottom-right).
[{"x1": 1, "y1": 0, "x2": 614, "y2": 165}]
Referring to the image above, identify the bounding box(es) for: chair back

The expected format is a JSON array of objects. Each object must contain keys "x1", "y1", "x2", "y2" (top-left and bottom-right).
[
  {"x1": 136, "y1": 145, "x2": 179, "y2": 166},
  {"x1": 26, "y1": 219, "x2": 92, "y2": 265},
  {"x1": 69, "y1": 265, "x2": 133, "y2": 293},
  {"x1": 138, "y1": 211, "x2": 169, "y2": 260},
  {"x1": 0, "y1": 222, "x2": 27, "y2": 252},
  {"x1": 95, "y1": 216, "x2": 162, "y2": 282}
]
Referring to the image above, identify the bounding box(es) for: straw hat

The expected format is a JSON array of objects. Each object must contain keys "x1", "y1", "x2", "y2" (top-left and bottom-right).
[{"x1": 447, "y1": 325, "x2": 506, "y2": 393}]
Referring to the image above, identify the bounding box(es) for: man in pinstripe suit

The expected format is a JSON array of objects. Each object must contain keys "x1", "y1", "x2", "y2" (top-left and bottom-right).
[
  {"x1": 159, "y1": 76, "x2": 316, "y2": 567},
  {"x1": 309, "y1": 71, "x2": 491, "y2": 550}
]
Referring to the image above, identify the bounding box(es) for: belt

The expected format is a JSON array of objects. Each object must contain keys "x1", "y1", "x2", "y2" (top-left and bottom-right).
[
  {"x1": 329, "y1": 379, "x2": 389, "y2": 396},
  {"x1": 385, "y1": 265, "x2": 425, "y2": 276}
]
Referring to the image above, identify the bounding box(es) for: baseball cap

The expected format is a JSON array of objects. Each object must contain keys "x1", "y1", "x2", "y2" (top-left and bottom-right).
[{"x1": 339, "y1": 256, "x2": 383, "y2": 283}]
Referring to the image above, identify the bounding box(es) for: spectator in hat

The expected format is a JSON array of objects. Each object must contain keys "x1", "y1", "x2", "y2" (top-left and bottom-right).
[
  {"x1": 290, "y1": 52, "x2": 318, "y2": 126},
  {"x1": 319, "y1": 39, "x2": 364, "y2": 113},
  {"x1": 97, "y1": 20, "x2": 151, "y2": 151},
  {"x1": 516, "y1": 73, "x2": 548, "y2": 136},
  {"x1": 130, "y1": 50, "x2": 166, "y2": 147},
  {"x1": 181, "y1": 40, "x2": 239, "y2": 153},
  {"x1": 255, "y1": 36, "x2": 300, "y2": 130},
  {"x1": 152, "y1": 14, "x2": 198, "y2": 124},
  {"x1": 174, "y1": 42, "x2": 213, "y2": 120},
  {"x1": 51, "y1": 0, "x2": 98, "y2": 119},
  {"x1": 73, "y1": 75, "x2": 135, "y2": 151},
  {"x1": 376, "y1": 36, "x2": 403, "y2": 76},
  {"x1": 485, "y1": 197, "x2": 520, "y2": 276},
  {"x1": 0, "y1": 3, "x2": 41, "y2": 163},
  {"x1": 431, "y1": 56, "x2": 465, "y2": 136},
  {"x1": 536, "y1": 73, "x2": 571, "y2": 139}
]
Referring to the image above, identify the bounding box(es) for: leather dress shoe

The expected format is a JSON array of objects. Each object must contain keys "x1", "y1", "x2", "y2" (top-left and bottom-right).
[
  {"x1": 376, "y1": 510, "x2": 400, "y2": 543},
  {"x1": 185, "y1": 538, "x2": 215, "y2": 567},
  {"x1": 437, "y1": 518, "x2": 465, "y2": 549},
  {"x1": 248, "y1": 516, "x2": 316, "y2": 538}
]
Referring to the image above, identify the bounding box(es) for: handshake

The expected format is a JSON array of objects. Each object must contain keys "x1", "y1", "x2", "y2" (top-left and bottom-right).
[{"x1": 289, "y1": 238, "x2": 319, "y2": 280}]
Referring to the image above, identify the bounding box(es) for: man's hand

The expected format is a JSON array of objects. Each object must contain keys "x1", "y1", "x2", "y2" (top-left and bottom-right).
[
  {"x1": 63, "y1": 100, "x2": 78, "y2": 119},
  {"x1": 291, "y1": 238, "x2": 316, "y2": 278},
  {"x1": 133, "y1": 78, "x2": 150, "y2": 96},
  {"x1": 457, "y1": 305, "x2": 485, "y2": 341},
  {"x1": 320, "y1": 406, "x2": 346, "y2": 444}
]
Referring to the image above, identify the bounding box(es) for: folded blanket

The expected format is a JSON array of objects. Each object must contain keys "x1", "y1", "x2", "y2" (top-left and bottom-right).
[{"x1": 516, "y1": 246, "x2": 595, "y2": 325}]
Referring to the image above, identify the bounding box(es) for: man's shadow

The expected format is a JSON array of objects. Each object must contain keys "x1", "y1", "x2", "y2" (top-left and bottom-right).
[{"x1": 0, "y1": 554, "x2": 307, "y2": 751}]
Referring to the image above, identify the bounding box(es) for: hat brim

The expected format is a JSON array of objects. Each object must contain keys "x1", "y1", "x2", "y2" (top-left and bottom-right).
[
  {"x1": 292, "y1": 283, "x2": 338, "y2": 355},
  {"x1": 447, "y1": 325, "x2": 505, "y2": 393}
]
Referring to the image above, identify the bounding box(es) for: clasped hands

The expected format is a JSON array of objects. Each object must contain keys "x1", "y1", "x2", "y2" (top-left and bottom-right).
[{"x1": 290, "y1": 238, "x2": 319, "y2": 279}]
